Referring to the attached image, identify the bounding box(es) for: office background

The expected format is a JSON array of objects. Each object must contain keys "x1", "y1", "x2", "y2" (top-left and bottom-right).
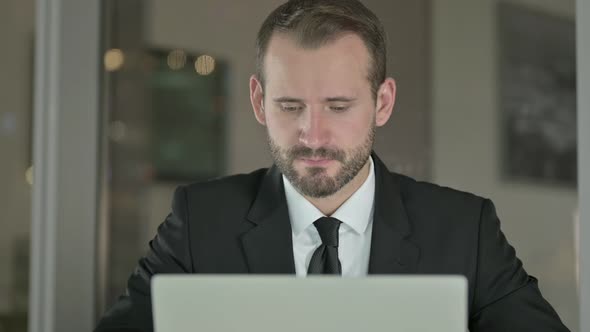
[{"x1": 0, "y1": 0, "x2": 588, "y2": 331}]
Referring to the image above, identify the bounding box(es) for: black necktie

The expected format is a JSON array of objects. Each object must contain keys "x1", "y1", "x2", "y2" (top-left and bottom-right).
[{"x1": 307, "y1": 217, "x2": 342, "y2": 275}]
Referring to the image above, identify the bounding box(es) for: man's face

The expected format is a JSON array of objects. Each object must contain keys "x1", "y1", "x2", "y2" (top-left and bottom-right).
[{"x1": 253, "y1": 33, "x2": 383, "y2": 198}]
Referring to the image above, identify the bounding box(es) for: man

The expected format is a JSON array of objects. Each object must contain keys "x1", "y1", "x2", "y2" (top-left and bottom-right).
[{"x1": 95, "y1": 0, "x2": 570, "y2": 331}]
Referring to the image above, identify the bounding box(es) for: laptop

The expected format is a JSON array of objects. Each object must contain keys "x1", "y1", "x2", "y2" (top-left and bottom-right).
[{"x1": 152, "y1": 275, "x2": 467, "y2": 332}]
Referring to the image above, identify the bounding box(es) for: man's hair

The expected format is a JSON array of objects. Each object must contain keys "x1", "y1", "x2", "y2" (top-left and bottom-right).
[{"x1": 255, "y1": 0, "x2": 387, "y2": 100}]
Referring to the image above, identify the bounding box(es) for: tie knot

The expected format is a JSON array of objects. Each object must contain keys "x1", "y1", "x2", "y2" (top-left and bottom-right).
[{"x1": 313, "y1": 217, "x2": 341, "y2": 247}]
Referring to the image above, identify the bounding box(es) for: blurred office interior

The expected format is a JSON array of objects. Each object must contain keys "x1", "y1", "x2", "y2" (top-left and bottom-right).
[{"x1": 0, "y1": 0, "x2": 588, "y2": 331}]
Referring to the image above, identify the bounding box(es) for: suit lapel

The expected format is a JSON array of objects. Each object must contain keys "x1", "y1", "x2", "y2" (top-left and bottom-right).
[
  {"x1": 368, "y1": 154, "x2": 420, "y2": 274},
  {"x1": 239, "y1": 154, "x2": 420, "y2": 275},
  {"x1": 241, "y1": 166, "x2": 296, "y2": 274}
]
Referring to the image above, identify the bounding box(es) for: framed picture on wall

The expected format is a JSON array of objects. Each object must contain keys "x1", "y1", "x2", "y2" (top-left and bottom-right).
[
  {"x1": 498, "y1": 2, "x2": 577, "y2": 186},
  {"x1": 146, "y1": 48, "x2": 228, "y2": 182}
]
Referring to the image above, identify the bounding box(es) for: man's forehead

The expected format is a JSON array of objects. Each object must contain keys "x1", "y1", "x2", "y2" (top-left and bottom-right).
[
  {"x1": 263, "y1": 32, "x2": 371, "y2": 93},
  {"x1": 265, "y1": 32, "x2": 370, "y2": 60}
]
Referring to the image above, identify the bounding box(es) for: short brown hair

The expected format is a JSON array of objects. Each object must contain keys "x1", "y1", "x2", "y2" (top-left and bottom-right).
[{"x1": 255, "y1": 0, "x2": 387, "y2": 100}]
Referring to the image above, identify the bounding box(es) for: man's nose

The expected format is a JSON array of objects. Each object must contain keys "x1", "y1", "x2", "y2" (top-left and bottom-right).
[{"x1": 299, "y1": 108, "x2": 330, "y2": 149}]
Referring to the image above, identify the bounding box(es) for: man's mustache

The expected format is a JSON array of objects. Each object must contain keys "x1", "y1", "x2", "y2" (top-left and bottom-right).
[{"x1": 287, "y1": 146, "x2": 345, "y2": 162}]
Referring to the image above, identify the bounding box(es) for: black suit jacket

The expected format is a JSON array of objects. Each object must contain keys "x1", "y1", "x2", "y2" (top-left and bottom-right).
[{"x1": 95, "y1": 154, "x2": 569, "y2": 332}]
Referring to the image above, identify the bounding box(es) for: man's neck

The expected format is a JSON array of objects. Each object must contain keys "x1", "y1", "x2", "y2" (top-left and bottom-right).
[{"x1": 304, "y1": 160, "x2": 372, "y2": 216}]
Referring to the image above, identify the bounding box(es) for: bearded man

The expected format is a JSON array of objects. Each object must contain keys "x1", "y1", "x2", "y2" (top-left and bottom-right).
[{"x1": 95, "y1": 0, "x2": 569, "y2": 331}]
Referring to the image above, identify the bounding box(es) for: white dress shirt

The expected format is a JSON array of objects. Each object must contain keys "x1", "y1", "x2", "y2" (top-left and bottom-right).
[{"x1": 283, "y1": 157, "x2": 375, "y2": 277}]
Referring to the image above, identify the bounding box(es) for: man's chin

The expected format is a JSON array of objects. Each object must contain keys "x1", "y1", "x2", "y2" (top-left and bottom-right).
[{"x1": 294, "y1": 176, "x2": 339, "y2": 198}]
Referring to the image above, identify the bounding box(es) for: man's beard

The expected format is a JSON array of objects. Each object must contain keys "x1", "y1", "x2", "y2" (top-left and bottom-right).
[{"x1": 267, "y1": 125, "x2": 375, "y2": 198}]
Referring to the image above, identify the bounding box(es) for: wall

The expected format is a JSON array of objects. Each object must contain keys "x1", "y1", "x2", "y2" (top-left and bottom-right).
[
  {"x1": 432, "y1": 0, "x2": 578, "y2": 330},
  {"x1": 0, "y1": 0, "x2": 35, "y2": 314},
  {"x1": 576, "y1": 0, "x2": 590, "y2": 329}
]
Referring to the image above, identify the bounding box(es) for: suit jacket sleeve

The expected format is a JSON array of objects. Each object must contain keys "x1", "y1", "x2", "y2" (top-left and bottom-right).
[
  {"x1": 94, "y1": 186, "x2": 193, "y2": 332},
  {"x1": 468, "y1": 199, "x2": 569, "y2": 331}
]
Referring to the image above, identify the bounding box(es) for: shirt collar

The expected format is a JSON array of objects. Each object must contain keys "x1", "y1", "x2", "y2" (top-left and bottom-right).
[{"x1": 283, "y1": 156, "x2": 375, "y2": 236}]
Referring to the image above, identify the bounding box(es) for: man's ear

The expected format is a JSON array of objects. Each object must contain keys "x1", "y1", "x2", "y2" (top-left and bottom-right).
[
  {"x1": 249, "y1": 75, "x2": 266, "y2": 125},
  {"x1": 375, "y1": 77, "x2": 396, "y2": 127}
]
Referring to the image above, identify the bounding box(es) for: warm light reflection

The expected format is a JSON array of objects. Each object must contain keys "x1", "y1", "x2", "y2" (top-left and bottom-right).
[
  {"x1": 167, "y1": 49, "x2": 187, "y2": 70},
  {"x1": 26, "y1": 165, "x2": 33, "y2": 186},
  {"x1": 195, "y1": 55, "x2": 215, "y2": 75},
  {"x1": 104, "y1": 49, "x2": 125, "y2": 72}
]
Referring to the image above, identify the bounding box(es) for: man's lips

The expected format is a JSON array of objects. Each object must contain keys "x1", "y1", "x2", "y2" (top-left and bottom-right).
[{"x1": 297, "y1": 158, "x2": 334, "y2": 166}]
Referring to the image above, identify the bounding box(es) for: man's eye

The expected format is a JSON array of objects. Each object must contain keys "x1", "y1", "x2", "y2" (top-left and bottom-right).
[
  {"x1": 330, "y1": 106, "x2": 349, "y2": 112},
  {"x1": 280, "y1": 104, "x2": 303, "y2": 112}
]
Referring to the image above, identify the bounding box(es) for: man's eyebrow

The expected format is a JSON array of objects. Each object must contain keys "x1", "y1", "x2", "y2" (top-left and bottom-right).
[
  {"x1": 324, "y1": 97, "x2": 356, "y2": 102},
  {"x1": 272, "y1": 97, "x2": 304, "y2": 103},
  {"x1": 272, "y1": 96, "x2": 356, "y2": 103}
]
